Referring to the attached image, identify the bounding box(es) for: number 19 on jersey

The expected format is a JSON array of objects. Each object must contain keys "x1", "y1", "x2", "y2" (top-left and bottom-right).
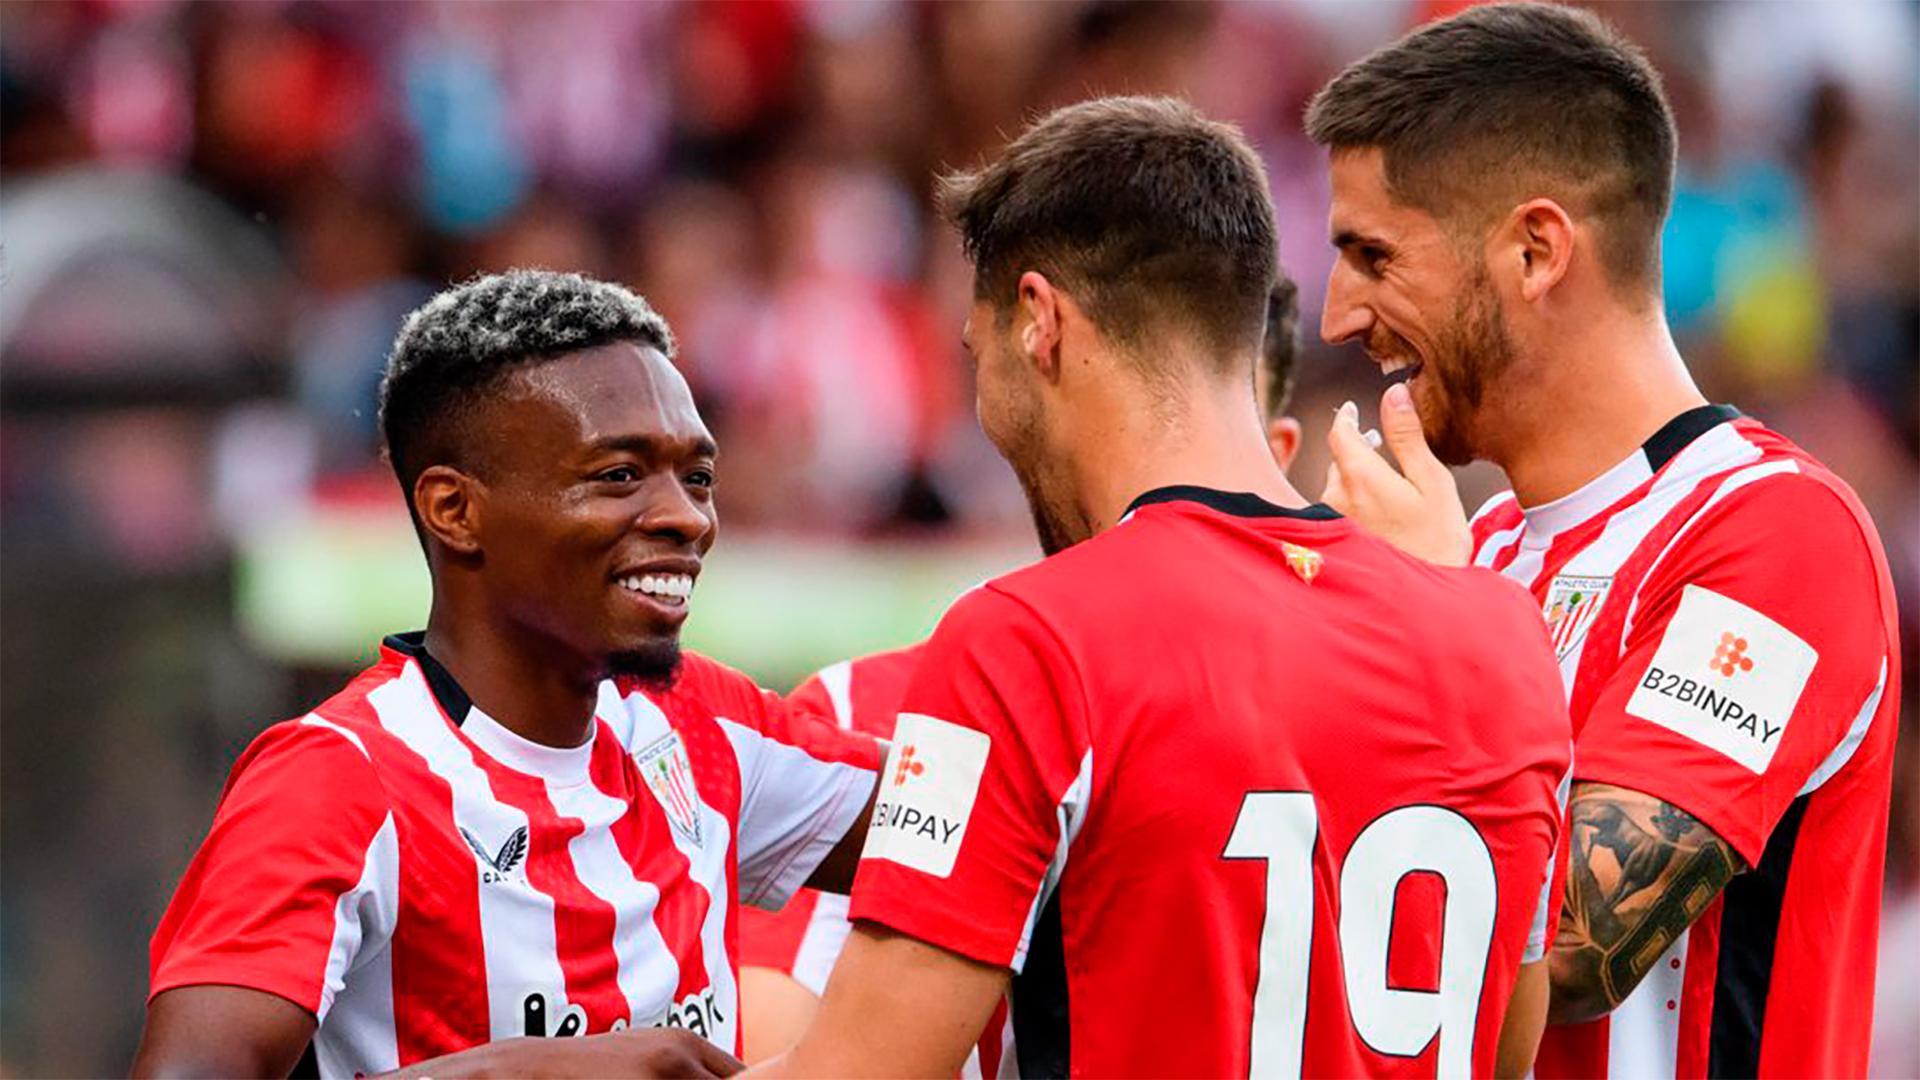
[{"x1": 1224, "y1": 792, "x2": 1498, "y2": 1078}]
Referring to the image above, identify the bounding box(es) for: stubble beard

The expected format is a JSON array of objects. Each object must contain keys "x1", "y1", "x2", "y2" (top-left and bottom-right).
[
  {"x1": 608, "y1": 639, "x2": 683, "y2": 691},
  {"x1": 1422, "y1": 273, "x2": 1517, "y2": 467}
]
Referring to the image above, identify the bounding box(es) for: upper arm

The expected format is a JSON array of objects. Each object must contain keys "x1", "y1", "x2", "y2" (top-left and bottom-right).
[
  {"x1": 1573, "y1": 475, "x2": 1889, "y2": 863},
  {"x1": 848, "y1": 586, "x2": 1092, "y2": 970},
  {"x1": 148, "y1": 720, "x2": 394, "y2": 1023},
  {"x1": 1549, "y1": 476, "x2": 1890, "y2": 1022},
  {"x1": 702, "y1": 660, "x2": 883, "y2": 908},
  {"x1": 133, "y1": 985, "x2": 316, "y2": 1078},
  {"x1": 773, "y1": 924, "x2": 1009, "y2": 1079}
]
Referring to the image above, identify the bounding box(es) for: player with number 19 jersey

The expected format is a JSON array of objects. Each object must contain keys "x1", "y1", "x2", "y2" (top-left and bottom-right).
[{"x1": 850, "y1": 486, "x2": 1573, "y2": 1077}]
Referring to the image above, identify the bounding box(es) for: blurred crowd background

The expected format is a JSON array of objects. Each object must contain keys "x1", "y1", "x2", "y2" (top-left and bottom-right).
[{"x1": 1, "y1": 0, "x2": 1915, "y2": 1073}]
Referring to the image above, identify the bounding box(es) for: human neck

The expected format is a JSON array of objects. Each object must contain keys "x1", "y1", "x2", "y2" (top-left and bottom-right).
[
  {"x1": 1071, "y1": 369, "x2": 1308, "y2": 537},
  {"x1": 421, "y1": 599, "x2": 601, "y2": 749},
  {"x1": 1491, "y1": 306, "x2": 1706, "y2": 508}
]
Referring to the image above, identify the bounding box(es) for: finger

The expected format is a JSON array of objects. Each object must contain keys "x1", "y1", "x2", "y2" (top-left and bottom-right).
[
  {"x1": 1378, "y1": 382, "x2": 1451, "y2": 490},
  {"x1": 1322, "y1": 455, "x2": 1351, "y2": 513},
  {"x1": 1326, "y1": 399, "x2": 1406, "y2": 502},
  {"x1": 695, "y1": 1038, "x2": 746, "y2": 1077}
]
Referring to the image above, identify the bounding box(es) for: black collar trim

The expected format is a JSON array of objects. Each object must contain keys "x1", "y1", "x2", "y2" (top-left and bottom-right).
[
  {"x1": 1643, "y1": 404, "x2": 1741, "y2": 472},
  {"x1": 384, "y1": 631, "x2": 472, "y2": 727},
  {"x1": 1125, "y1": 485, "x2": 1343, "y2": 521}
]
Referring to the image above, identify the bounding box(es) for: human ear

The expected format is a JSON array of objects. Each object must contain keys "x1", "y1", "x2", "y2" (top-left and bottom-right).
[
  {"x1": 1506, "y1": 198, "x2": 1576, "y2": 303},
  {"x1": 415, "y1": 465, "x2": 486, "y2": 557},
  {"x1": 1016, "y1": 271, "x2": 1063, "y2": 381}
]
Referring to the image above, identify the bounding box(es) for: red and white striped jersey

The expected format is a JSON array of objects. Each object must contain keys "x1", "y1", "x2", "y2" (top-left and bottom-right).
[
  {"x1": 149, "y1": 633, "x2": 879, "y2": 1077},
  {"x1": 739, "y1": 644, "x2": 1015, "y2": 1079},
  {"x1": 1470, "y1": 405, "x2": 1900, "y2": 1078}
]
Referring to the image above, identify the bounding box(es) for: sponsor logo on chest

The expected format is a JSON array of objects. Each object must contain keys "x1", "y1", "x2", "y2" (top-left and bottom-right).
[
  {"x1": 635, "y1": 730, "x2": 705, "y2": 849},
  {"x1": 1624, "y1": 584, "x2": 1817, "y2": 774},
  {"x1": 864, "y1": 713, "x2": 990, "y2": 878},
  {"x1": 1541, "y1": 573, "x2": 1613, "y2": 662}
]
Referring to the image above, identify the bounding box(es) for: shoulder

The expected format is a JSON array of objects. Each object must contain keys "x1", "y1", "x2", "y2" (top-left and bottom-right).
[
  {"x1": 1656, "y1": 448, "x2": 1888, "y2": 593},
  {"x1": 218, "y1": 712, "x2": 391, "y2": 827}
]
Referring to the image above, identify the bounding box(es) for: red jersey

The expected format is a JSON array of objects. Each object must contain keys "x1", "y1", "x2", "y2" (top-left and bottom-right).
[
  {"x1": 1469, "y1": 406, "x2": 1900, "y2": 1078},
  {"x1": 850, "y1": 486, "x2": 1571, "y2": 1078},
  {"x1": 149, "y1": 633, "x2": 879, "y2": 1075},
  {"x1": 740, "y1": 644, "x2": 1014, "y2": 1078}
]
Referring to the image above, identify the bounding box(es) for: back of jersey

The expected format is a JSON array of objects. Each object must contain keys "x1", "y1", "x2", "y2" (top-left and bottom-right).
[{"x1": 851, "y1": 488, "x2": 1570, "y2": 1078}]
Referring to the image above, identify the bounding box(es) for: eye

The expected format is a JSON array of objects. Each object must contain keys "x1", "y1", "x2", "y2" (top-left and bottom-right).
[
  {"x1": 1359, "y1": 245, "x2": 1390, "y2": 276},
  {"x1": 685, "y1": 467, "x2": 716, "y2": 490},
  {"x1": 596, "y1": 465, "x2": 641, "y2": 485}
]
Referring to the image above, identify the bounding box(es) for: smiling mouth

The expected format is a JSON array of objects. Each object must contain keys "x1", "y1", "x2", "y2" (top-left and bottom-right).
[
  {"x1": 617, "y1": 573, "x2": 694, "y2": 607},
  {"x1": 1376, "y1": 355, "x2": 1422, "y2": 387}
]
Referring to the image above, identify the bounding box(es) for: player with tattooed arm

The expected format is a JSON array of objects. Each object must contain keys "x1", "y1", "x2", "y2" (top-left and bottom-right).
[{"x1": 1308, "y1": 6, "x2": 1900, "y2": 1076}]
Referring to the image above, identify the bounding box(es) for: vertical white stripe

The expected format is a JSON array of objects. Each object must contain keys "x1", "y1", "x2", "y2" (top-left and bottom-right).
[
  {"x1": 1801, "y1": 658, "x2": 1888, "y2": 796},
  {"x1": 1606, "y1": 930, "x2": 1688, "y2": 1080},
  {"x1": 1013, "y1": 750, "x2": 1095, "y2": 971},
  {"x1": 314, "y1": 813, "x2": 400, "y2": 1077},
  {"x1": 619, "y1": 689, "x2": 739, "y2": 1049},
  {"x1": 1474, "y1": 522, "x2": 1526, "y2": 569},
  {"x1": 815, "y1": 661, "x2": 857, "y2": 730},
  {"x1": 370, "y1": 665, "x2": 567, "y2": 1040},
  {"x1": 717, "y1": 716, "x2": 872, "y2": 908},
  {"x1": 548, "y1": 774, "x2": 682, "y2": 1027}
]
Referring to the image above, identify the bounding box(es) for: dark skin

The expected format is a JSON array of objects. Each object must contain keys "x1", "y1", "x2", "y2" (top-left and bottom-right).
[
  {"x1": 132, "y1": 343, "x2": 873, "y2": 1078},
  {"x1": 1548, "y1": 782, "x2": 1744, "y2": 1024}
]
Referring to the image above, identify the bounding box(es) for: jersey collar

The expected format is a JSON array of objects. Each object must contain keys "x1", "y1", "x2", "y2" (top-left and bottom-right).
[
  {"x1": 381, "y1": 630, "x2": 597, "y2": 781},
  {"x1": 1124, "y1": 484, "x2": 1343, "y2": 521},
  {"x1": 1519, "y1": 403, "x2": 1741, "y2": 540},
  {"x1": 383, "y1": 631, "x2": 473, "y2": 726}
]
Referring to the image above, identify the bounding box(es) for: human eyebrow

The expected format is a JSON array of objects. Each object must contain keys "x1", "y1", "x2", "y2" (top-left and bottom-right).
[
  {"x1": 585, "y1": 434, "x2": 719, "y2": 460},
  {"x1": 1331, "y1": 229, "x2": 1391, "y2": 255}
]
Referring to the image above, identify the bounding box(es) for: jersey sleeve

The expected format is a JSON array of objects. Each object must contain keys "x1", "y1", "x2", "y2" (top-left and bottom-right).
[
  {"x1": 1571, "y1": 474, "x2": 1890, "y2": 866},
  {"x1": 689, "y1": 656, "x2": 882, "y2": 909},
  {"x1": 848, "y1": 586, "x2": 1091, "y2": 971},
  {"x1": 149, "y1": 717, "x2": 397, "y2": 1020}
]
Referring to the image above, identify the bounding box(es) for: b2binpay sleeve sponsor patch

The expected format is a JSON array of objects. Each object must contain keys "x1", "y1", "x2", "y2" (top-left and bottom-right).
[
  {"x1": 1625, "y1": 584, "x2": 1818, "y2": 774},
  {"x1": 861, "y1": 713, "x2": 990, "y2": 878}
]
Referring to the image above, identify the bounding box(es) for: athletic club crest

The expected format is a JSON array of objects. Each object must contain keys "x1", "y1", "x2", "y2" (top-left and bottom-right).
[
  {"x1": 1542, "y1": 574, "x2": 1612, "y2": 661},
  {"x1": 636, "y1": 731, "x2": 704, "y2": 849}
]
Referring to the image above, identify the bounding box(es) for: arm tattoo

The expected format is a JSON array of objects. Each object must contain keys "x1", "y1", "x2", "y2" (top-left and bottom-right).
[{"x1": 1548, "y1": 783, "x2": 1742, "y2": 1025}]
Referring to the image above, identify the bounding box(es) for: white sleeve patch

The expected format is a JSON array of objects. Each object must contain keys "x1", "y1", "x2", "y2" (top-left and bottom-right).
[
  {"x1": 1624, "y1": 585, "x2": 1817, "y2": 774},
  {"x1": 861, "y1": 713, "x2": 990, "y2": 878}
]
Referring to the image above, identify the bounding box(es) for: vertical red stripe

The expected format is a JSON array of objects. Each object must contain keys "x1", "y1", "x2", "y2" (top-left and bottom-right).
[
  {"x1": 462, "y1": 738, "x2": 628, "y2": 1033},
  {"x1": 593, "y1": 720, "x2": 714, "y2": 1020},
  {"x1": 326, "y1": 677, "x2": 492, "y2": 1064}
]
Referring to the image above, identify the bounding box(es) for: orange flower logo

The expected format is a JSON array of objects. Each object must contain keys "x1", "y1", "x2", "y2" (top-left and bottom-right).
[
  {"x1": 893, "y1": 745, "x2": 926, "y2": 786},
  {"x1": 1710, "y1": 632, "x2": 1755, "y2": 677}
]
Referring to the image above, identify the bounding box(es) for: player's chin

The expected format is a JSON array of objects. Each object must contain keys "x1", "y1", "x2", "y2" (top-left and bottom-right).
[{"x1": 606, "y1": 636, "x2": 684, "y2": 689}]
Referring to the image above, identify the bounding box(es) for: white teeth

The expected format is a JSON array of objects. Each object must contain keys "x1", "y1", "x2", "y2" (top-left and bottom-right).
[{"x1": 621, "y1": 573, "x2": 693, "y2": 602}]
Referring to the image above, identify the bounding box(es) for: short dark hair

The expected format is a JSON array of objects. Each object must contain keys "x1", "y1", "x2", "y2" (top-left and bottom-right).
[
  {"x1": 1305, "y1": 2, "x2": 1675, "y2": 292},
  {"x1": 938, "y1": 95, "x2": 1277, "y2": 368},
  {"x1": 380, "y1": 269, "x2": 675, "y2": 503},
  {"x1": 1260, "y1": 277, "x2": 1300, "y2": 420}
]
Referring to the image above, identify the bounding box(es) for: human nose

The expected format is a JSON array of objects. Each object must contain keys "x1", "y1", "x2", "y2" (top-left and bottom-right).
[
  {"x1": 1320, "y1": 261, "x2": 1374, "y2": 347},
  {"x1": 640, "y1": 476, "x2": 714, "y2": 548}
]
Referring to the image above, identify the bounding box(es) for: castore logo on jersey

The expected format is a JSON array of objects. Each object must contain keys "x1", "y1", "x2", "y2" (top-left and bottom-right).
[{"x1": 461, "y1": 825, "x2": 528, "y2": 884}]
